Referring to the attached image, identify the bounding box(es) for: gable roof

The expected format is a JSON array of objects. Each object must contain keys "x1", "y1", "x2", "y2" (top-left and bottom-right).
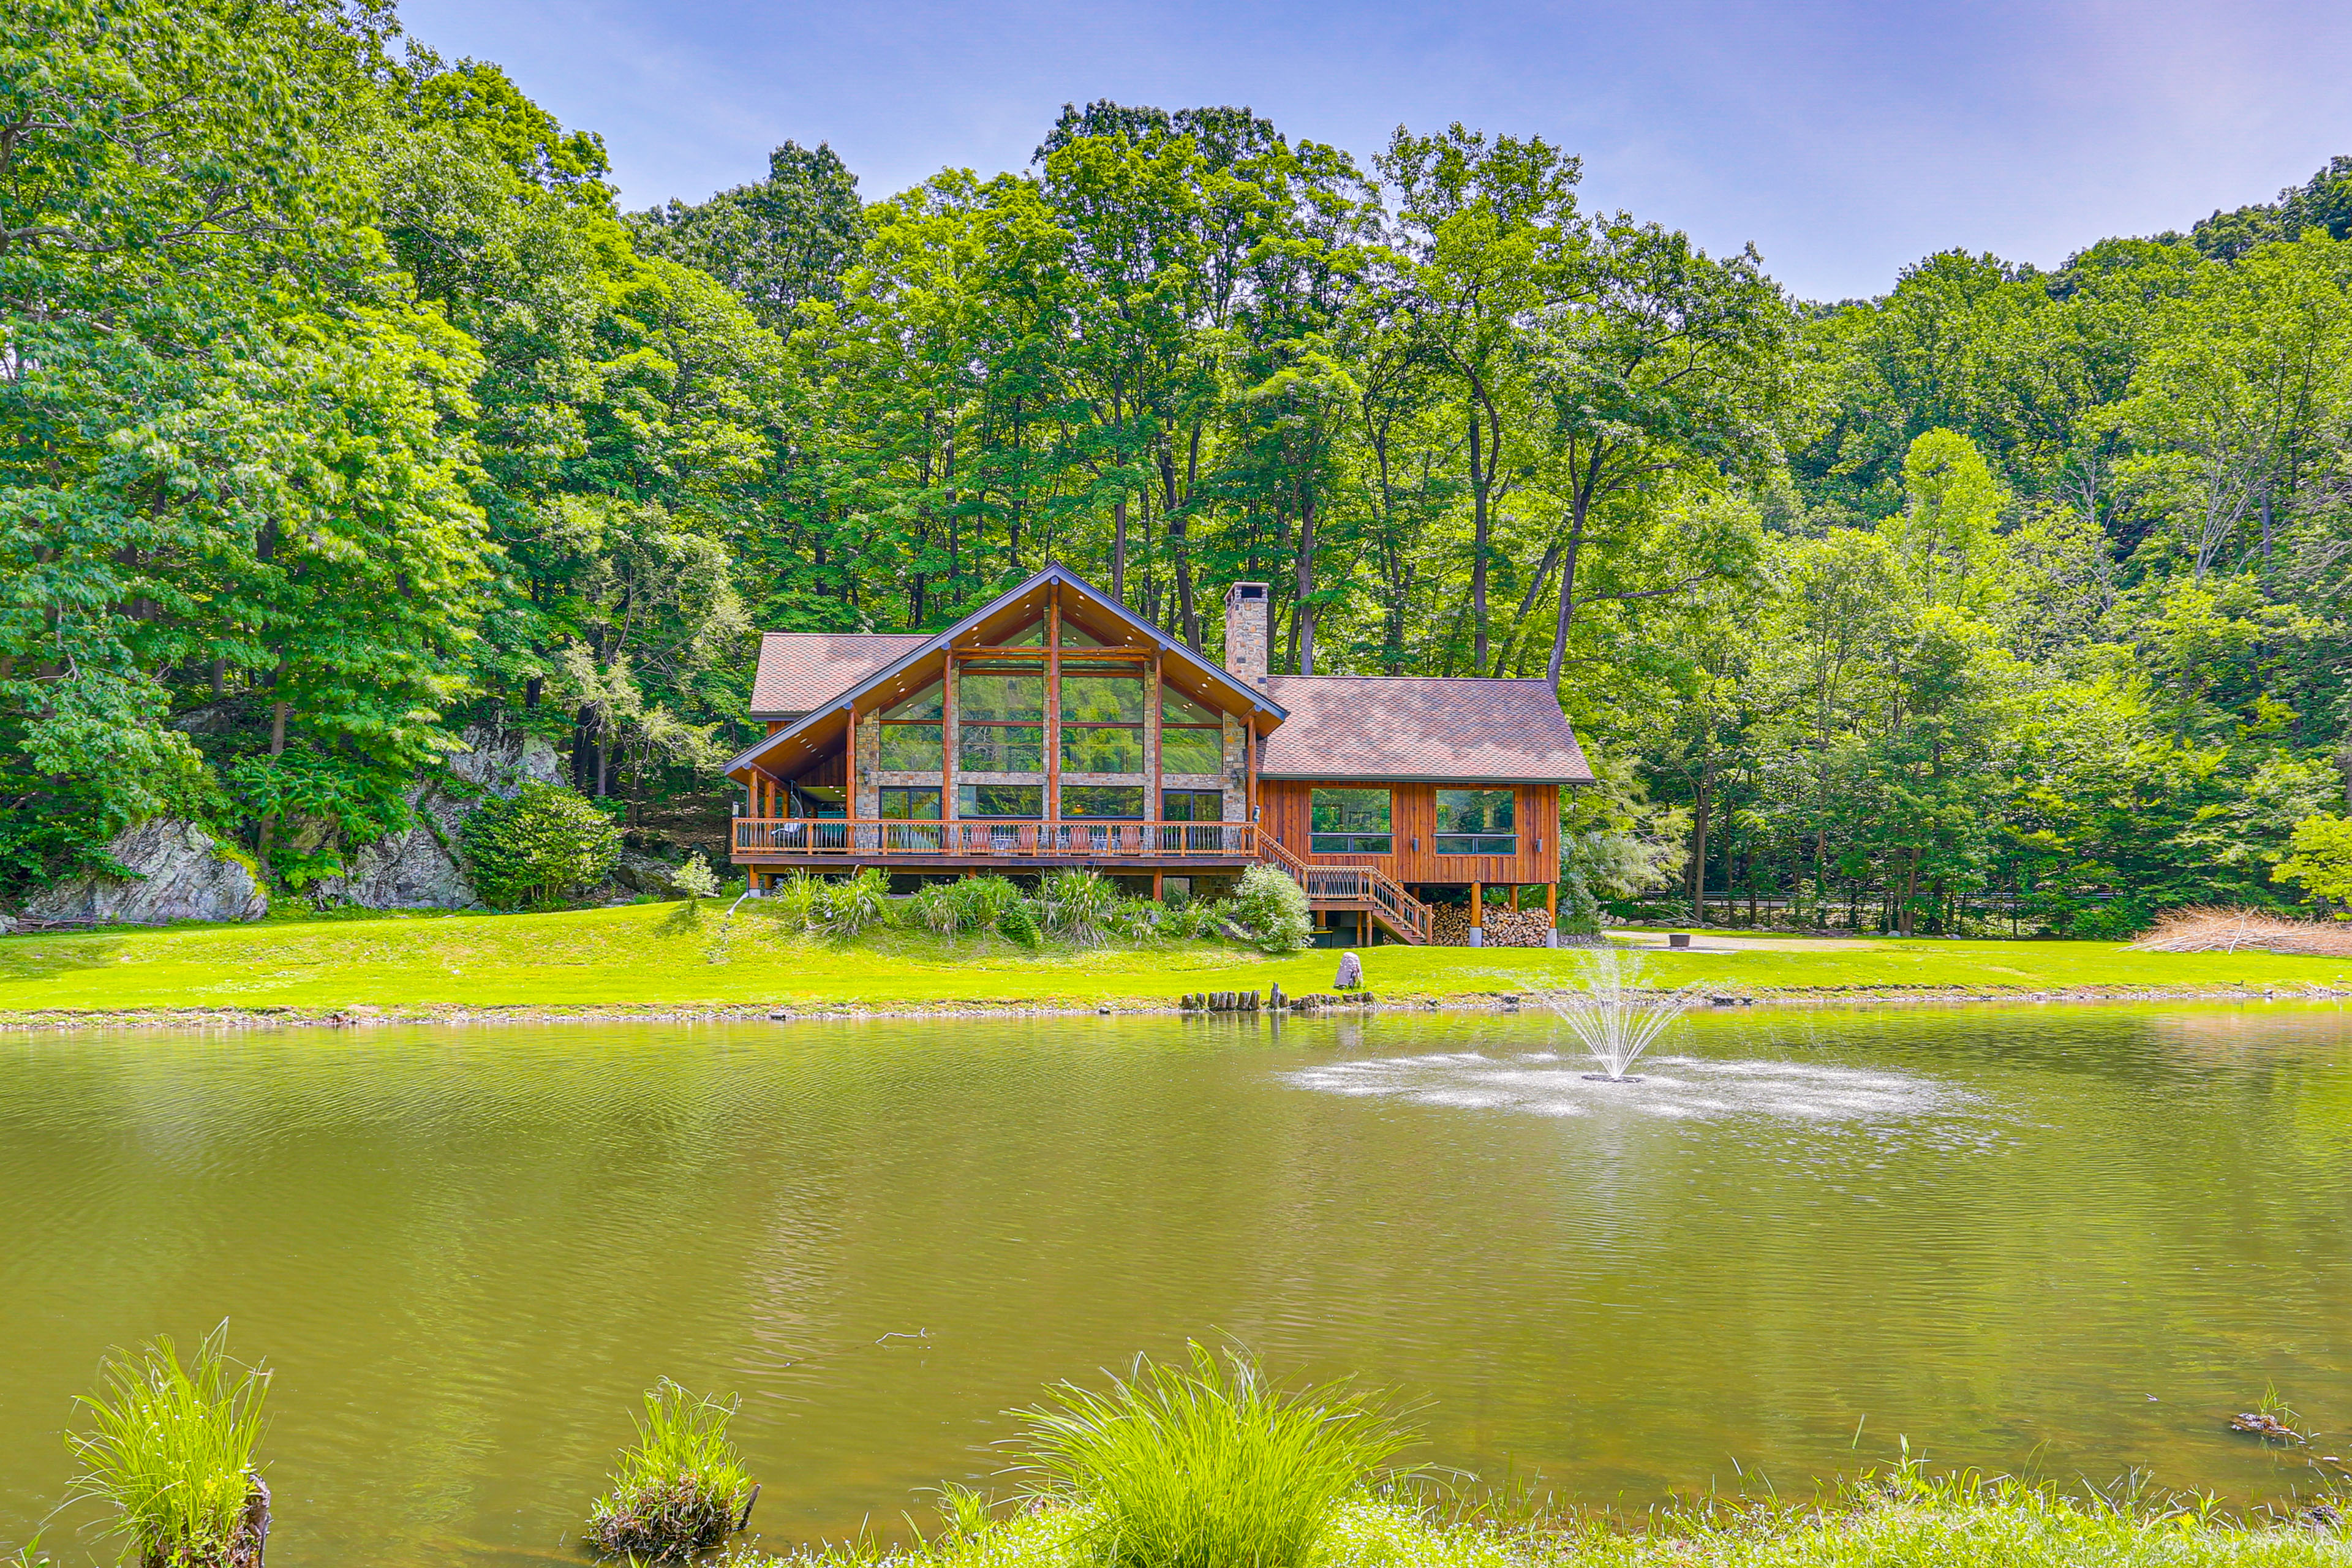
[
  {"x1": 725, "y1": 563, "x2": 1284, "y2": 778},
  {"x1": 751, "y1": 633, "x2": 928, "y2": 718},
  {"x1": 1259, "y1": 676, "x2": 1594, "y2": 784}
]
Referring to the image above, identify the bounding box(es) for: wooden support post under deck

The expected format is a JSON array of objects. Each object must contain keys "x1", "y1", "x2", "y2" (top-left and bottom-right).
[
  {"x1": 1547, "y1": 882, "x2": 1558, "y2": 921},
  {"x1": 1152, "y1": 870, "x2": 1163, "y2": 902},
  {"x1": 1469, "y1": 881, "x2": 1482, "y2": 930},
  {"x1": 1510, "y1": 885, "x2": 1520, "y2": 912}
]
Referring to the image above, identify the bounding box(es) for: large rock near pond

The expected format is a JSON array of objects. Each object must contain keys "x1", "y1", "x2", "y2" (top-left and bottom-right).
[
  {"x1": 312, "y1": 722, "x2": 564, "y2": 911},
  {"x1": 19, "y1": 818, "x2": 268, "y2": 928}
]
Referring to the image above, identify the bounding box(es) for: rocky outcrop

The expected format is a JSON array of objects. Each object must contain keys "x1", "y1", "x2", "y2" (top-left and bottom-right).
[
  {"x1": 18, "y1": 818, "x2": 269, "y2": 928},
  {"x1": 608, "y1": 849, "x2": 690, "y2": 898},
  {"x1": 312, "y1": 721, "x2": 564, "y2": 910}
]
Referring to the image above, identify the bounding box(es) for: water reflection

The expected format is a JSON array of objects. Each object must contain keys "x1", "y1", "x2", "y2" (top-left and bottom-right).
[{"x1": 2, "y1": 1006, "x2": 2351, "y2": 1566}]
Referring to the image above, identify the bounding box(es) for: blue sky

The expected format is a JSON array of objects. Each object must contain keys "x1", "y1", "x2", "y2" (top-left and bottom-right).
[{"x1": 396, "y1": 0, "x2": 2352, "y2": 302}]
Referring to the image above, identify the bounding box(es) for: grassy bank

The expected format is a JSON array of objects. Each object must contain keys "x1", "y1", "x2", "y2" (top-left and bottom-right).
[
  {"x1": 4, "y1": 900, "x2": 2351, "y2": 1019},
  {"x1": 747, "y1": 1483, "x2": 2352, "y2": 1568}
]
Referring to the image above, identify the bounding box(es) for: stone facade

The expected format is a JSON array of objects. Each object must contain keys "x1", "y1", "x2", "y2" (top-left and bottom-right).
[
  {"x1": 1221, "y1": 581, "x2": 1270, "y2": 688},
  {"x1": 853, "y1": 711, "x2": 882, "y2": 820}
]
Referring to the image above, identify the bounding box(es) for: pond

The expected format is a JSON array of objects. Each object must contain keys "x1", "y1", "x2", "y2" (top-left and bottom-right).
[{"x1": 4, "y1": 1004, "x2": 2351, "y2": 1564}]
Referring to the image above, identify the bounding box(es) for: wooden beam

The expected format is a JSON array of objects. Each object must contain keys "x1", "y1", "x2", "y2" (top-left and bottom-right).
[
  {"x1": 1469, "y1": 881, "x2": 1482, "y2": 930},
  {"x1": 941, "y1": 647, "x2": 957, "y2": 826},
  {"x1": 1046, "y1": 587, "x2": 1061, "y2": 820}
]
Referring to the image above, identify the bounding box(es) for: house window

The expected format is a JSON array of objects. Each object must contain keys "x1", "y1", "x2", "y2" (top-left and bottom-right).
[
  {"x1": 878, "y1": 684, "x2": 943, "y2": 772},
  {"x1": 1435, "y1": 789, "x2": 1516, "y2": 855},
  {"x1": 1161, "y1": 790, "x2": 1223, "y2": 821},
  {"x1": 1310, "y1": 788, "x2": 1392, "y2": 854},
  {"x1": 1161, "y1": 687, "x2": 1223, "y2": 775},
  {"x1": 879, "y1": 787, "x2": 940, "y2": 820},
  {"x1": 1063, "y1": 785, "x2": 1145, "y2": 819},
  {"x1": 1060, "y1": 667, "x2": 1145, "y2": 774},
  {"x1": 957, "y1": 783, "x2": 1042, "y2": 818},
  {"x1": 958, "y1": 666, "x2": 1044, "y2": 773}
]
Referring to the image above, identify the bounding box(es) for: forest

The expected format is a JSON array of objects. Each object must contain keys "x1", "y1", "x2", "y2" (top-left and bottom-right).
[{"x1": 12, "y1": 0, "x2": 2352, "y2": 935}]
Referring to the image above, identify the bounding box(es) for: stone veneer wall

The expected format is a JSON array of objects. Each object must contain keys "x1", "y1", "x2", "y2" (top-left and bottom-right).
[{"x1": 854, "y1": 712, "x2": 881, "y2": 819}]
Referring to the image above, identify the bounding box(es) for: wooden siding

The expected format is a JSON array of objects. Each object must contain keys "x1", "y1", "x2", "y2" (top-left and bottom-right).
[{"x1": 1260, "y1": 779, "x2": 1558, "y2": 887}]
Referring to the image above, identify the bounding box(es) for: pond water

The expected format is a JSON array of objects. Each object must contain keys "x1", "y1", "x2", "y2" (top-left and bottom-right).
[{"x1": 5, "y1": 1005, "x2": 2352, "y2": 1564}]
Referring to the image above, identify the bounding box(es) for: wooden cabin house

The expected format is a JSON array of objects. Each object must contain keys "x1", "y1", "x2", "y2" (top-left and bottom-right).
[{"x1": 723, "y1": 565, "x2": 1594, "y2": 945}]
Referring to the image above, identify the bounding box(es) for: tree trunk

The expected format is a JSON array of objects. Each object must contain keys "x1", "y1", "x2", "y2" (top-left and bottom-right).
[
  {"x1": 1294, "y1": 492, "x2": 1317, "y2": 676},
  {"x1": 1545, "y1": 493, "x2": 1589, "y2": 687},
  {"x1": 1689, "y1": 755, "x2": 1712, "y2": 925},
  {"x1": 1112, "y1": 496, "x2": 1128, "y2": 602},
  {"x1": 268, "y1": 655, "x2": 288, "y2": 756},
  {"x1": 1468, "y1": 405, "x2": 1490, "y2": 674}
]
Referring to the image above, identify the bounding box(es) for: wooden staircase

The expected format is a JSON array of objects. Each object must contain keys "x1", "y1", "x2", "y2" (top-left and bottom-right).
[{"x1": 1258, "y1": 835, "x2": 1433, "y2": 945}]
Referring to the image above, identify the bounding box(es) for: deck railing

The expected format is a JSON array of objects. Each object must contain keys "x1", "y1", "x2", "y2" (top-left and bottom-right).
[{"x1": 733, "y1": 818, "x2": 1259, "y2": 859}]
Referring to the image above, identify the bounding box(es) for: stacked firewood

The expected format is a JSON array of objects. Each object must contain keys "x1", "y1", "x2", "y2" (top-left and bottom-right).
[{"x1": 1428, "y1": 905, "x2": 1555, "y2": 946}]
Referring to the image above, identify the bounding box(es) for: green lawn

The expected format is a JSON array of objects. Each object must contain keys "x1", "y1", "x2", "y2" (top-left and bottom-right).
[{"x1": 2, "y1": 902, "x2": 2348, "y2": 1018}]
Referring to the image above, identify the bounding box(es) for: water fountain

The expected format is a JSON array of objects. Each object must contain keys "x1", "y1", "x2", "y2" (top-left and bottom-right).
[{"x1": 1540, "y1": 946, "x2": 1698, "y2": 1081}]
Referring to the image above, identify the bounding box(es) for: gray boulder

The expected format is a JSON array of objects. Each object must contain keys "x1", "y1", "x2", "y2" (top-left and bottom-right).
[
  {"x1": 312, "y1": 720, "x2": 564, "y2": 910},
  {"x1": 20, "y1": 819, "x2": 268, "y2": 928},
  {"x1": 609, "y1": 849, "x2": 689, "y2": 897}
]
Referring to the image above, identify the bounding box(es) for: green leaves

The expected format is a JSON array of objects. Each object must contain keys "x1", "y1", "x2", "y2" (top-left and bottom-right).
[{"x1": 458, "y1": 780, "x2": 619, "y2": 909}]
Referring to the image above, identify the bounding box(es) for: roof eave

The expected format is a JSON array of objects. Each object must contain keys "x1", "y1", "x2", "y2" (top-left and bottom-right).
[{"x1": 1259, "y1": 771, "x2": 1595, "y2": 785}]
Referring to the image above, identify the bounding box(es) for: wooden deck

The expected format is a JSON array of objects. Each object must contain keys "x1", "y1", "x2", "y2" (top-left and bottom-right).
[
  {"x1": 733, "y1": 818, "x2": 1262, "y2": 869},
  {"x1": 734, "y1": 818, "x2": 1438, "y2": 944}
]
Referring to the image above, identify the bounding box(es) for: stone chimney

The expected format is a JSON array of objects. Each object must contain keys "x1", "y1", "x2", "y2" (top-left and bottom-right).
[{"x1": 1222, "y1": 582, "x2": 1270, "y2": 688}]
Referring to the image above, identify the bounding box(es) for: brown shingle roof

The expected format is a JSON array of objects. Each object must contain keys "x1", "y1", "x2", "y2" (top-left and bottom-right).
[
  {"x1": 1259, "y1": 676, "x2": 1593, "y2": 783},
  {"x1": 750, "y1": 633, "x2": 928, "y2": 717}
]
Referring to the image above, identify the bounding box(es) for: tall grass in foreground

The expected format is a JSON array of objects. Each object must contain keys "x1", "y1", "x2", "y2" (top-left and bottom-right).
[
  {"x1": 65, "y1": 1324, "x2": 268, "y2": 1568},
  {"x1": 742, "y1": 1462, "x2": 2352, "y2": 1568},
  {"x1": 1014, "y1": 1344, "x2": 1408, "y2": 1568},
  {"x1": 587, "y1": 1380, "x2": 755, "y2": 1562}
]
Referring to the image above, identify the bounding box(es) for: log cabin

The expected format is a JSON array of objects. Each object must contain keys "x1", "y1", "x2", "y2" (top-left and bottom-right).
[{"x1": 722, "y1": 564, "x2": 1594, "y2": 946}]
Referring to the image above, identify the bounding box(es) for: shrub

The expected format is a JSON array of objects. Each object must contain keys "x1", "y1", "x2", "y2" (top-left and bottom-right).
[
  {"x1": 586, "y1": 1380, "x2": 753, "y2": 1562},
  {"x1": 2277, "y1": 813, "x2": 2352, "y2": 911},
  {"x1": 998, "y1": 899, "x2": 1041, "y2": 948},
  {"x1": 1039, "y1": 869, "x2": 1119, "y2": 947},
  {"x1": 1156, "y1": 899, "x2": 1229, "y2": 941},
  {"x1": 460, "y1": 781, "x2": 620, "y2": 909},
  {"x1": 1105, "y1": 896, "x2": 1161, "y2": 943},
  {"x1": 1227, "y1": 864, "x2": 1311, "y2": 953},
  {"x1": 672, "y1": 851, "x2": 720, "y2": 902},
  {"x1": 67, "y1": 1324, "x2": 269, "y2": 1568},
  {"x1": 952, "y1": 874, "x2": 1025, "y2": 932},
  {"x1": 1016, "y1": 1344, "x2": 1406, "y2": 1568}
]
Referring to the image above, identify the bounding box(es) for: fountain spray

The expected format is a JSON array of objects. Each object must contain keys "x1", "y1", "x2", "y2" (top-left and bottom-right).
[{"x1": 1537, "y1": 946, "x2": 1700, "y2": 1081}]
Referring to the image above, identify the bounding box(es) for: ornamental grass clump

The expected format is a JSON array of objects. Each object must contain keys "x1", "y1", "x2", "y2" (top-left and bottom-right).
[
  {"x1": 1016, "y1": 1344, "x2": 1408, "y2": 1568},
  {"x1": 586, "y1": 1381, "x2": 755, "y2": 1562},
  {"x1": 66, "y1": 1324, "x2": 270, "y2": 1568},
  {"x1": 1039, "y1": 870, "x2": 1119, "y2": 948},
  {"x1": 809, "y1": 867, "x2": 892, "y2": 938}
]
